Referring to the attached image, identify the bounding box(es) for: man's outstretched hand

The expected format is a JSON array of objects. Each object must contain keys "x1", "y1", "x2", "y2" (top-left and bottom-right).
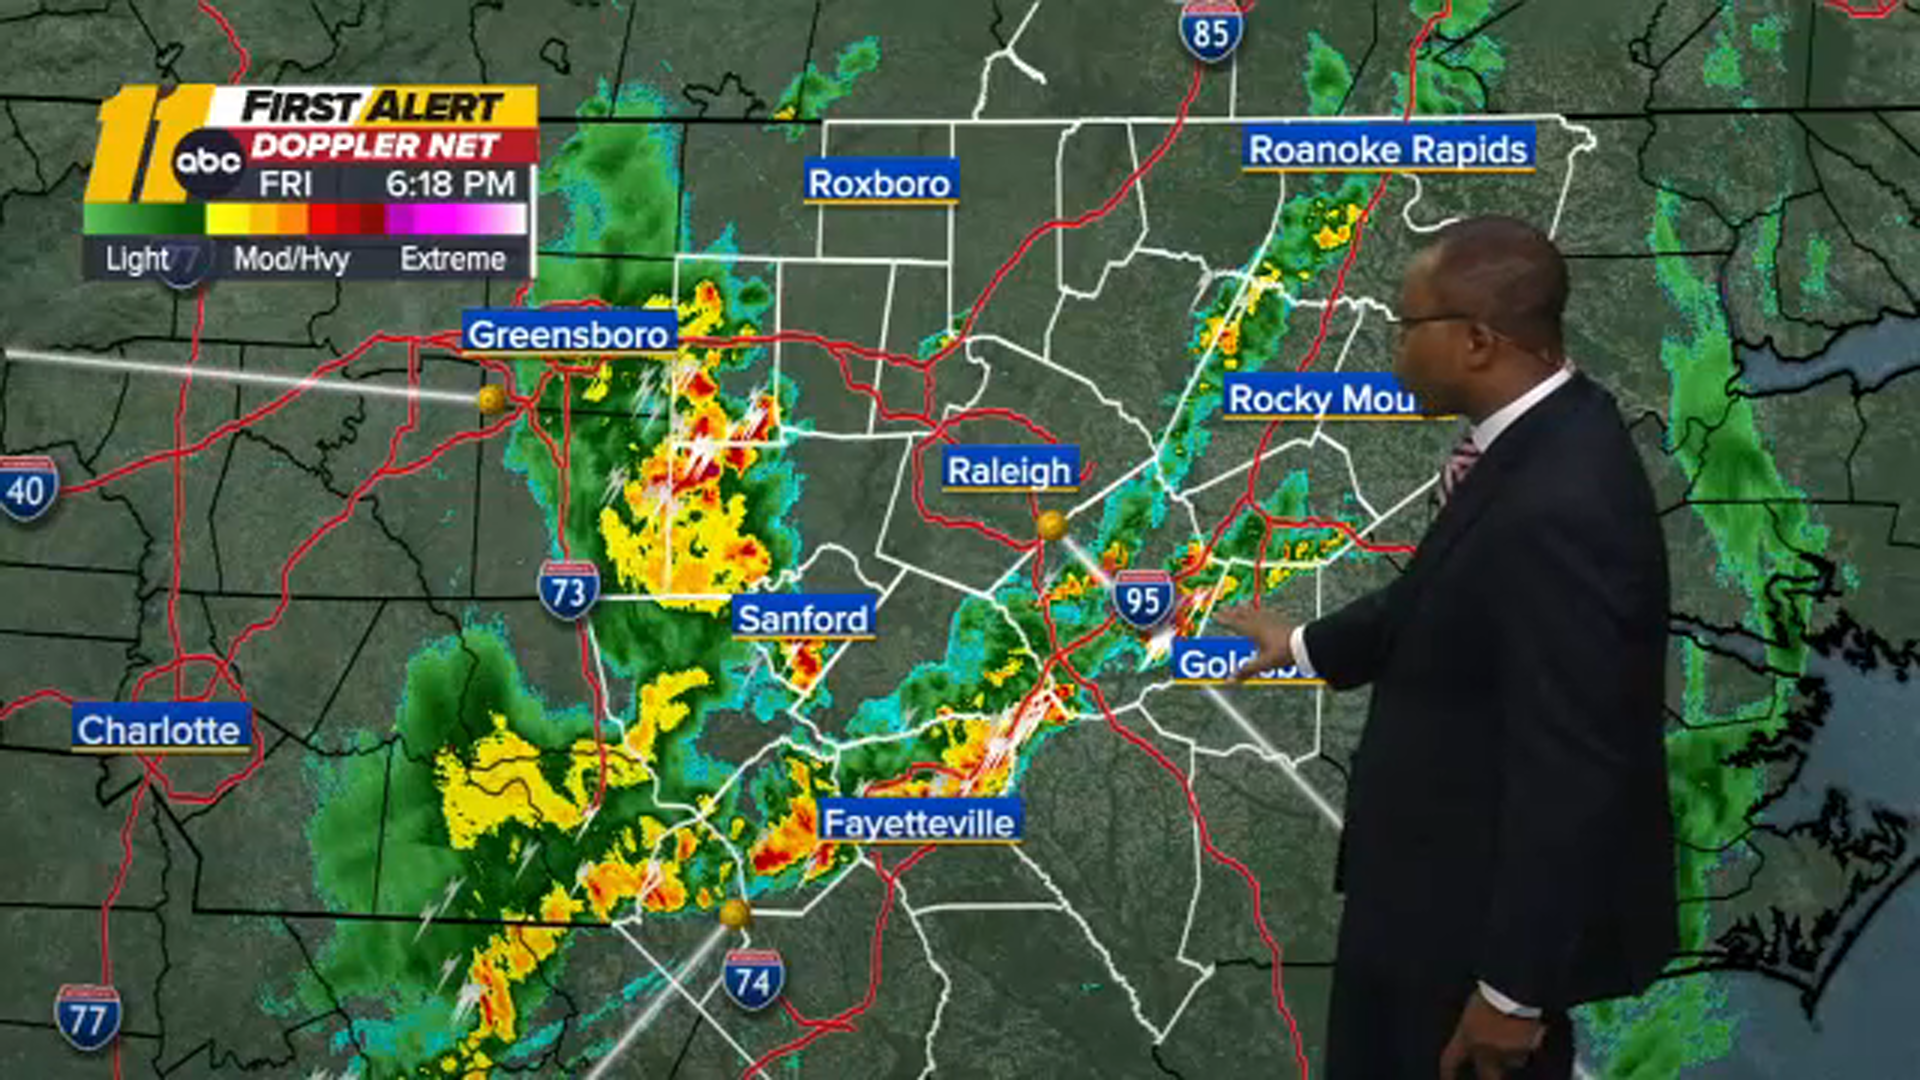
[{"x1": 1212, "y1": 605, "x2": 1296, "y2": 681}]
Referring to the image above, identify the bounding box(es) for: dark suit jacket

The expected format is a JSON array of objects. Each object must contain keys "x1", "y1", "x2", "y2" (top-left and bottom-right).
[{"x1": 1305, "y1": 371, "x2": 1676, "y2": 1011}]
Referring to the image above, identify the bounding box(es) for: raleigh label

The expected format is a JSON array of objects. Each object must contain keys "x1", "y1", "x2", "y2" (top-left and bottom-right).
[{"x1": 941, "y1": 444, "x2": 1080, "y2": 491}]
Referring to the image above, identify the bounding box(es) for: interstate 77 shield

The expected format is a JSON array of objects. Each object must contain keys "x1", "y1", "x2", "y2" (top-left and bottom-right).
[
  {"x1": 54, "y1": 984, "x2": 121, "y2": 1052},
  {"x1": 1111, "y1": 569, "x2": 1175, "y2": 631},
  {"x1": 722, "y1": 949, "x2": 785, "y2": 1011}
]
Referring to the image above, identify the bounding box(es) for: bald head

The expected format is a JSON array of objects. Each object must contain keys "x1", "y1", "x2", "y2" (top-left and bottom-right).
[{"x1": 1416, "y1": 215, "x2": 1567, "y2": 355}]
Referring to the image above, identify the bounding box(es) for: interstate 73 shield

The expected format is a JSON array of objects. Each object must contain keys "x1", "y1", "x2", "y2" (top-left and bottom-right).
[{"x1": 722, "y1": 949, "x2": 785, "y2": 1011}]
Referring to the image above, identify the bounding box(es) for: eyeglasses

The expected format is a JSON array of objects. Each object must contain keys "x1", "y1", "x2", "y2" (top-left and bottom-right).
[{"x1": 1386, "y1": 311, "x2": 1477, "y2": 335}]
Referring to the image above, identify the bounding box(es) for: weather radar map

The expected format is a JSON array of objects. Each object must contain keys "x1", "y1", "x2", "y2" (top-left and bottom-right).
[{"x1": 4, "y1": 0, "x2": 1920, "y2": 1077}]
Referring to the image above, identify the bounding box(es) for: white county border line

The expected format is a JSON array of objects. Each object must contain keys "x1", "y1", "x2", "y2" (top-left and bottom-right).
[{"x1": 570, "y1": 54, "x2": 1600, "y2": 1068}]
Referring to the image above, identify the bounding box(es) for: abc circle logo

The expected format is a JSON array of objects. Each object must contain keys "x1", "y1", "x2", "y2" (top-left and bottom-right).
[{"x1": 171, "y1": 129, "x2": 247, "y2": 198}]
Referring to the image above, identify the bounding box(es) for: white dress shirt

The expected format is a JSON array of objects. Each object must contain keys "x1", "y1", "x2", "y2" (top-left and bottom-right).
[{"x1": 1285, "y1": 361, "x2": 1573, "y2": 1017}]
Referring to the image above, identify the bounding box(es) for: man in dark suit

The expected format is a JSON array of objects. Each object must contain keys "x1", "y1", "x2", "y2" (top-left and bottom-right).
[{"x1": 1216, "y1": 216, "x2": 1675, "y2": 1079}]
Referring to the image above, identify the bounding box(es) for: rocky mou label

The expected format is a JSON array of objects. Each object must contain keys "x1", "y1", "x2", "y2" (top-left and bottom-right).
[
  {"x1": 1243, "y1": 121, "x2": 1538, "y2": 173},
  {"x1": 816, "y1": 797, "x2": 1025, "y2": 843},
  {"x1": 732, "y1": 593, "x2": 878, "y2": 640},
  {"x1": 803, "y1": 156, "x2": 960, "y2": 204},
  {"x1": 941, "y1": 444, "x2": 1080, "y2": 491},
  {"x1": 1221, "y1": 372, "x2": 1450, "y2": 420}
]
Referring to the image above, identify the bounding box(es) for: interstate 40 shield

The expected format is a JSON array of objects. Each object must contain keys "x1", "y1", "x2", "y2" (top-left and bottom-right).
[
  {"x1": 537, "y1": 560, "x2": 600, "y2": 621},
  {"x1": 722, "y1": 949, "x2": 785, "y2": 1011},
  {"x1": 1111, "y1": 569, "x2": 1175, "y2": 631},
  {"x1": 1179, "y1": 0, "x2": 1245, "y2": 64},
  {"x1": 0, "y1": 455, "x2": 60, "y2": 523},
  {"x1": 54, "y1": 984, "x2": 121, "y2": 1052}
]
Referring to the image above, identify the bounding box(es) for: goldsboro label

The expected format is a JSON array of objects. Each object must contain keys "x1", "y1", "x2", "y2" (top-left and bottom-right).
[
  {"x1": 731, "y1": 593, "x2": 878, "y2": 640},
  {"x1": 1242, "y1": 121, "x2": 1537, "y2": 173},
  {"x1": 803, "y1": 156, "x2": 960, "y2": 205},
  {"x1": 1172, "y1": 637, "x2": 1320, "y2": 685},
  {"x1": 941, "y1": 444, "x2": 1080, "y2": 491},
  {"x1": 816, "y1": 797, "x2": 1025, "y2": 843},
  {"x1": 1221, "y1": 372, "x2": 1452, "y2": 420}
]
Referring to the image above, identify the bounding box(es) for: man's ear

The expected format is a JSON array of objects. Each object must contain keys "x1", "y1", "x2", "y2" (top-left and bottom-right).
[{"x1": 1462, "y1": 321, "x2": 1500, "y2": 368}]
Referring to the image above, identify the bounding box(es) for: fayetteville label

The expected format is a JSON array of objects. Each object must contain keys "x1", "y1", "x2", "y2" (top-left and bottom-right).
[
  {"x1": 460, "y1": 308, "x2": 679, "y2": 355},
  {"x1": 816, "y1": 797, "x2": 1025, "y2": 843},
  {"x1": 71, "y1": 701, "x2": 254, "y2": 754},
  {"x1": 1221, "y1": 372, "x2": 1454, "y2": 420},
  {"x1": 731, "y1": 593, "x2": 878, "y2": 640},
  {"x1": 1242, "y1": 121, "x2": 1538, "y2": 173},
  {"x1": 941, "y1": 444, "x2": 1080, "y2": 491},
  {"x1": 1171, "y1": 637, "x2": 1320, "y2": 685},
  {"x1": 803, "y1": 156, "x2": 960, "y2": 205}
]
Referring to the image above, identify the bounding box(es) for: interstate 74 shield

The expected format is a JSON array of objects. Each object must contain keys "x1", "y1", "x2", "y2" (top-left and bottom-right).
[
  {"x1": 537, "y1": 560, "x2": 600, "y2": 621},
  {"x1": 54, "y1": 984, "x2": 121, "y2": 1052},
  {"x1": 722, "y1": 949, "x2": 785, "y2": 1011},
  {"x1": 1111, "y1": 569, "x2": 1175, "y2": 631}
]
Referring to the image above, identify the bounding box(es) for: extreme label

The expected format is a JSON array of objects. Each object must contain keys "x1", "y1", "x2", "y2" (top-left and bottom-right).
[
  {"x1": 71, "y1": 701, "x2": 254, "y2": 754},
  {"x1": 461, "y1": 308, "x2": 679, "y2": 355},
  {"x1": 803, "y1": 156, "x2": 960, "y2": 205},
  {"x1": 1172, "y1": 637, "x2": 1320, "y2": 685},
  {"x1": 1243, "y1": 121, "x2": 1538, "y2": 173},
  {"x1": 1221, "y1": 372, "x2": 1451, "y2": 420},
  {"x1": 941, "y1": 444, "x2": 1080, "y2": 492},
  {"x1": 816, "y1": 797, "x2": 1025, "y2": 843},
  {"x1": 732, "y1": 593, "x2": 878, "y2": 640}
]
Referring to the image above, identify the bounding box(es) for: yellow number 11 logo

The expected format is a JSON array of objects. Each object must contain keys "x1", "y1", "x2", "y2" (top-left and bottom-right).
[{"x1": 85, "y1": 85, "x2": 217, "y2": 204}]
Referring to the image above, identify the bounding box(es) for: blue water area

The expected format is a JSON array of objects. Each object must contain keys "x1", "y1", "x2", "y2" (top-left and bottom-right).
[
  {"x1": 1689, "y1": 870, "x2": 1920, "y2": 1077},
  {"x1": 1668, "y1": 619, "x2": 1920, "y2": 1075},
  {"x1": 1735, "y1": 315, "x2": 1920, "y2": 395}
]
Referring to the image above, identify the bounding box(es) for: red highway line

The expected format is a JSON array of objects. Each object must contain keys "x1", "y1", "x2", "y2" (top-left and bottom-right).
[
  {"x1": 1824, "y1": 0, "x2": 1900, "y2": 17},
  {"x1": 195, "y1": 0, "x2": 251, "y2": 84},
  {"x1": 739, "y1": 846, "x2": 934, "y2": 1077}
]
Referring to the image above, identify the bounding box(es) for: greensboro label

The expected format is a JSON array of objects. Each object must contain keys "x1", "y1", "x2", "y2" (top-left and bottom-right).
[
  {"x1": 71, "y1": 701, "x2": 254, "y2": 754},
  {"x1": 461, "y1": 308, "x2": 678, "y2": 355},
  {"x1": 803, "y1": 156, "x2": 960, "y2": 204},
  {"x1": 817, "y1": 797, "x2": 1024, "y2": 843},
  {"x1": 732, "y1": 593, "x2": 878, "y2": 640},
  {"x1": 1243, "y1": 121, "x2": 1538, "y2": 173},
  {"x1": 941, "y1": 444, "x2": 1080, "y2": 491},
  {"x1": 1221, "y1": 372, "x2": 1452, "y2": 420},
  {"x1": 1172, "y1": 637, "x2": 1320, "y2": 685}
]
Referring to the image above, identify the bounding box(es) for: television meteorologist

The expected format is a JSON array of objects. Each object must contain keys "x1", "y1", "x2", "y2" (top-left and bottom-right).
[{"x1": 1217, "y1": 215, "x2": 1677, "y2": 1079}]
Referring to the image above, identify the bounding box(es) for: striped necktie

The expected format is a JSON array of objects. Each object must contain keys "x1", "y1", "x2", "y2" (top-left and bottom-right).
[{"x1": 1438, "y1": 431, "x2": 1480, "y2": 507}]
